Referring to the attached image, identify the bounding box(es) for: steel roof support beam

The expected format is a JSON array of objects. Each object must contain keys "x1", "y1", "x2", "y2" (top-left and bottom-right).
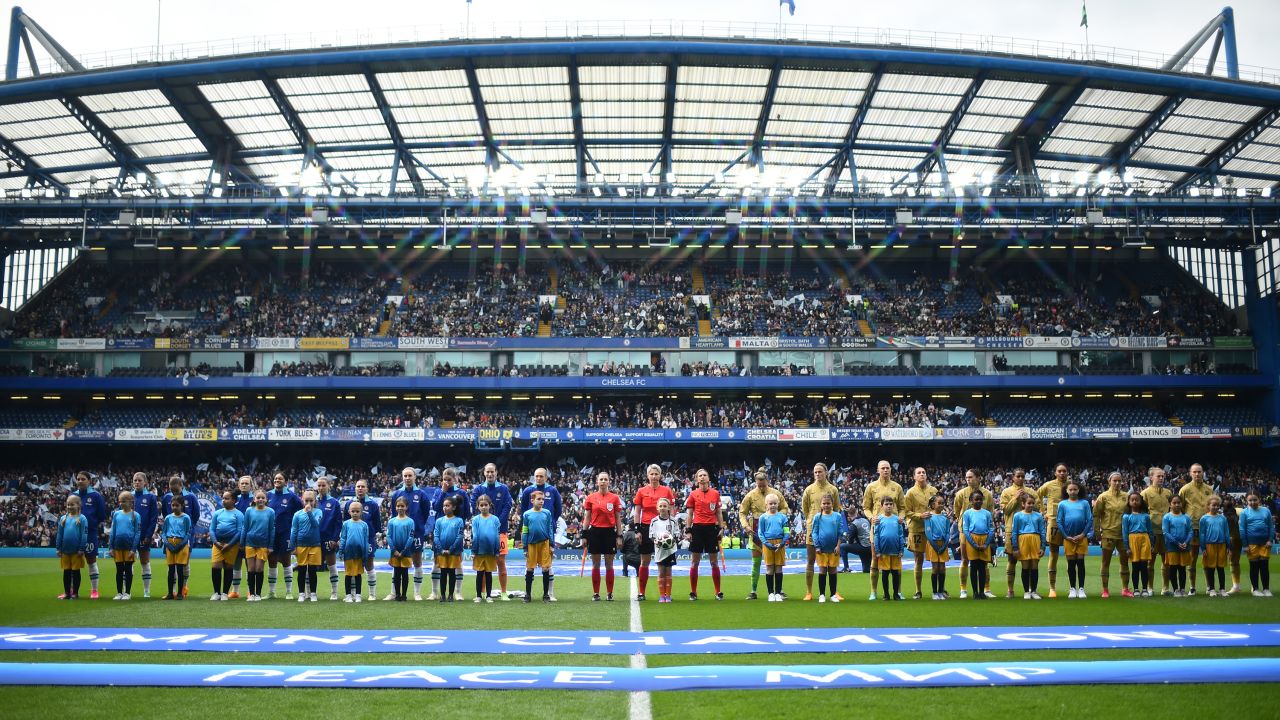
[
  {"x1": 59, "y1": 96, "x2": 146, "y2": 187},
  {"x1": 826, "y1": 64, "x2": 882, "y2": 194},
  {"x1": 568, "y1": 59, "x2": 586, "y2": 192},
  {"x1": 366, "y1": 71, "x2": 425, "y2": 195},
  {"x1": 259, "y1": 74, "x2": 359, "y2": 189},
  {"x1": 1113, "y1": 94, "x2": 1186, "y2": 173},
  {"x1": 1163, "y1": 7, "x2": 1239, "y2": 79},
  {"x1": 903, "y1": 73, "x2": 985, "y2": 191},
  {"x1": 156, "y1": 83, "x2": 260, "y2": 187},
  {"x1": 659, "y1": 61, "x2": 678, "y2": 194},
  {"x1": 694, "y1": 148, "x2": 751, "y2": 196},
  {"x1": 994, "y1": 79, "x2": 1088, "y2": 185},
  {"x1": 5, "y1": 7, "x2": 84, "y2": 80},
  {"x1": 463, "y1": 61, "x2": 498, "y2": 170},
  {"x1": 0, "y1": 132, "x2": 67, "y2": 192},
  {"x1": 1171, "y1": 105, "x2": 1280, "y2": 192},
  {"x1": 750, "y1": 61, "x2": 783, "y2": 170}
]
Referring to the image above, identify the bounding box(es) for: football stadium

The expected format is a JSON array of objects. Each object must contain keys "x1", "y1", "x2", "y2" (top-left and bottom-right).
[{"x1": 0, "y1": 0, "x2": 1277, "y2": 716}]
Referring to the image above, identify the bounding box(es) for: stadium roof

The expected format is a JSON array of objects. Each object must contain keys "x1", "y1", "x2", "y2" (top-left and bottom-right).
[{"x1": 1, "y1": 22, "x2": 1279, "y2": 202}]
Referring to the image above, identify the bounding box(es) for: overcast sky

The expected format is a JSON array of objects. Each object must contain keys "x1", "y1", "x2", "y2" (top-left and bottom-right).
[{"x1": 9, "y1": 0, "x2": 1280, "y2": 75}]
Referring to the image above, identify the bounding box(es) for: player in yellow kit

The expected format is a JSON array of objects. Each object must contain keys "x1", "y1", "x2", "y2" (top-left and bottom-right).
[
  {"x1": 953, "y1": 469, "x2": 993, "y2": 599},
  {"x1": 1037, "y1": 463, "x2": 1069, "y2": 597},
  {"x1": 999, "y1": 468, "x2": 1036, "y2": 598},
  {"x1": 1093, "y1": 471, "x2": 1132, "y2": 598},
  {"x1": 1178, "y1": 463, "x2": 1213, "y2": 596},
  {"x1": 800, "y1": 463, "x2": 841, "y2": 601},
  {"x1": 902, "y1": 467, "x2": 937, "y2": 600},
  {"x1": 1141, "y1": 466, "x2": 1173, "y2": 595},
  {"x1": 862, "y1": 460, "x2": 904, "y2": 601}
]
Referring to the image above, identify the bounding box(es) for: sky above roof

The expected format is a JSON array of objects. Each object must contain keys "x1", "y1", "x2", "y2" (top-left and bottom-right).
[{"x1": 9, "y1": 0, "x2": 1280, "y2": 77}]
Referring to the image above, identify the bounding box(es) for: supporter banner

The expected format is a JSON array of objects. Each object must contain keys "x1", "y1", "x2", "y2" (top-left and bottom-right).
[
  {"x1": 424, "y1": 428, "x2": 478, "y2": 442},
  {"x1": 65, "y1": 428, "x2": 113, "y2": 440},
  {"x1": 0, "y1": 428, "x2": 64, "y2": 441},
  {"x1": 199, "y1": 337, "x2": 249, "y2": 350},
  {"x1": 371, "y1": 428, "x2": 425, "y2": 442},
  {"x1": 1179, "y1": 426, "x2": 1234, "y2": 439},
  {"x1": 1070, "y1": 337, "x2": 1120, "y2": 349},
  {"x1": 580, "y1": 429, "x2": 666, "y2": 442},
  {"x1": 56, "y1": 338, "x2": 106, "y2": 351},
  {"x1": 831, "y1": 428, "x2": 881, "y2": 441},
  {"x1": 1021, "y1": 336, "x2": 1071, "y2": 349},
  {"x1": 223, "y1": 428, "x2": 268, "y2": 441},
  {"x1": 2, "y1": 624, "x2": 1275, "y2": 656},
  {"x1": 1214, "y1": 336, "x2": 1253, "y2": 349},
  {"x1": 164, "y1": 428, "x2": 217, "y2": 442},
  {"x1": 153, "y1": 338, "x2": 192, "y2": 349},
  {"x1": 112, "y1": 428, "x2": 165, "y2": 441},
  {"x1": 881, "y1": 427, "x2": 932, "y2": 441},
  {"x1": 935, "y1": 428, "x2": 985, "y2": 440},
  {"x1": 1076, "y1": 426, "x2": 1129, "y2": 439},
  {"x1": 298, "y1": 338, "x2": 350, "y2": 351},
  {"x1": 1119, "y1": 337, "x2": 1168, "y2": 348},
  {"x1": 680, "y1": 337, "x2": 729, "y2": 349},
  {"x1": 266, "y1": 428, "x2": 322, "y2": 441},
  {"x1": 254, "y1": 337, "x2": 297, "y2": 349},
  {"x1": 105, "y1": 338, "x2": 154, "y2": 350},
  {"x1": 835, "y1": 337, "x2": 876, "y2": 348},
  {"x1": 593, "y1": 377, "x2": 652, "y2": 388},
  {"x1": 10, "y1": 338, "x2": 55, "y2": 350},
  {"x1": 778, "y1": 428, "x2": 831, "y2": 442},
  {"x1": 923, "y1": 336, "x2": 977, "y2": 348},
  {"x1": 985, "y1": 427, "x2": 1031, "y2": 440},
  {"x1": 1029, "y1": 427, "x2": 1067, "y2": 440},
  {"x1": 1130, "y1": 426, "x2": 1182, "y2": 439},
  {"x1": 974, "y1": 337, "x2": 1024, "y2": 349},
  {"x1": 729, "y1": 337, "x2": 828, "y2": 349},
  {"x1": 325, "y1": 428, "x2": 369, "y2": 442},
  {"x1": 351, "y1": 338, "x2": 399, "y2": 350},
  {"x1": 397, "y1": 337, "x2": 448, "y2": 350},
  {"x1": 1167, "y1": 336, "x2": 1212, "y2": 348}
]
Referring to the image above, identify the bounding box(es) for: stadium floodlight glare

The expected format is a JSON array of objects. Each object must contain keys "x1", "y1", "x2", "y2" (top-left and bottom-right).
[
  {"x1": 592, "y1": 186, "x2": 602, "y2": 197},
  {"x1": 1073, "y1": 170, "x2": 1089, "y2": 186},
  {"x1": 593, "y1": 172, "x2": 605, "y2": 184},
  {"x1": 981, "y1": 170, "x2": 994, "y2": 185},
  {"x1": 646, "y1": 187, "x2": 657, "y2": 197},
  {"x1": 1263, "y1": 187, "x2": 1273, "y2": 198},
  {"x1": 1213, "y1": 187, "x2": 1224, "y2": 197},
  {"x1": 1189, "y1": 187, "x2": 1201, "y2": 197},
  {"x1": 666, "y1": 172, "x2": 676, "y2": 184},
  {"x1": 1237, "y1": 188, "x2": 1247, "y2": 198},
  {"x1": 1075, "y1": 187, "x2": 1086, "y2": 197},
  {"x1": 1050, "y1": 172, "x2": 1062, "y2": 184},
  {"x1": 1124, "y1": 187, "x2": 1134, "y2": 196},
  {"x1": 211, "y1": 187, "x2": 223, "y2": 198},
  {"x1": 1122, "y1": 170, "x2": 1136, "y2": 184},
  {"x1": 1047, "y1": 187, "x2": 1060, "y2": 197},
  {"x1": 641, "y1": 172, "x2": 653, "y2": 184},
  {"x1": 981, "y1": 186, "x2": 992, "y2": 197},
  {"x1": 1098, "y1": 170, "x2": 1113, "y2": 185},
  {"x1": 617, "y1": 187, "x2": 627, "y2": 197},
  {"x1": 670, "y1": 187, "x2": 683, "y2": 197},
  {"x1": 278, "y1": 186, "x2": 290, "y2": 197},
  {"x1": 619, "y1": 173, "x2": 630, "y2": 184},
  {"x1": 135, "y1": 171, "x2": 147, "y2": 185}
]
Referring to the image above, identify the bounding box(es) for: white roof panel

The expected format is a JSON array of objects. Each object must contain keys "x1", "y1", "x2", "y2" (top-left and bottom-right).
[
  {"x1": 581, "y1": 83, "x2": 664, "y2": 102},
  {"x1": 277, "y1": 74, "x2": 370, "y2": 95},
  {"x1": 490, "y1": 117, "x2": 574, "y2": 136},
  {"x1": 877, "y1": 74, "x2": 970, "y2": 95},
  {"x1": 200, "y1": 81, "x2": 270, "y2": 103},
  {"x1": 1178, "y1": 98, "x2": 1263, "y2": 123},
  {"x1": 583, "y1": 117, "x2": 663, "y2": 136},
  {"x1": 397, "y1": 121, "x2": 483, "y2": 141},
  {"x1": 578, "y1": 65, "x2": 666, "y2": 84},
  {"x1": 679, "y1": 66, "x2": 771, "y2": 87},
  {"x1": 389, "y1": 104, "x2": 477, "y2": 124},
  {"x1": 476, "y1": 66, "x2": 568, "y2": 86},
  {"x1": 375, "y1": 70, "x2": 469, "y2": 91},
  {"x1": 384, "y1": 87, "x2": 474, "y2": 106},
  {"x1": 978, "y1": 80, "x2": 1047, "y2": 101},
  {"x1": 777, "y1": 69, "x2": 871, "y2": 90}
]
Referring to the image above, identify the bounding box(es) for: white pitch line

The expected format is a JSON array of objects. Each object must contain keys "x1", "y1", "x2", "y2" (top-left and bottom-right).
[{"x1": 628, "y1": 575, "x2": 652, "y2": 720}]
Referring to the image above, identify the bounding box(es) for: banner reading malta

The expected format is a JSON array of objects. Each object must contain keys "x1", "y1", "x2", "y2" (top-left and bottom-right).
[
  {"x1": 1, "y1": 624, "x2": 1276, "y2": 655},
  {"x1": 0, "y1": 658, "x2": 1277, "y2": 691}
]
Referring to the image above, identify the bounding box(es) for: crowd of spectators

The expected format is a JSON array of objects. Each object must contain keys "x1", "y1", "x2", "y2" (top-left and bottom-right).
[
  {"x1": 2, "y1": 459, "x2": 1276, "y2": 550},
  {"x1": 1, "y1": 260, "x2": 1242, "y2": 340}
]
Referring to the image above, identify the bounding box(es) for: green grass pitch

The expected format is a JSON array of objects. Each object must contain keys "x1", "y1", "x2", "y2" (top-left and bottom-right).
[{"x1": 0, "y1": 557, "x2": 1276, "y2": 719}]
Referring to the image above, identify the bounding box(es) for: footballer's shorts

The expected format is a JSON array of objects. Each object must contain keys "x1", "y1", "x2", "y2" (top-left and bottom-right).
[
  {"x1": 1247, "y1": 543, "x2": 1271, "y2": 561},
  {"x1": 762, "y1": 545, "x2": 786, "y2": 566},
  {"x1": 211, "y1": 543, "x2": 240, "y2": 565},
  {"x1": 473, "y1": 554, "x2": 497, "y2": 572},
  {"x1": 815, "y1": 551, "x2": 839, "y2": 569},
  {"x1": 876, "y1": 554, "x2": 903, "y2": 571},
  {"x1": 344, "y1": 560, "x2": 365, "y2": 575},
  {"x1": 1203, "y1": 544, "x2": 1228, "y2": 569},
  {"x1": 1017, "y1": 534, "x2": 1044, "y2": 561},
  {"x1": 586, "y1": 526, "x2": 618, "y2": 555},
  {"x1": 294, "y1": 546, "x2": 320, "y2": 566},
  {"x1": 435, "y1": 553, "x2": 461, "y2": 570},
  {"x1": 688, "y1": 524, "x2": 721, "y2": 554},
  {"x1": 962, "y1": 534, "x2": 991, "y2": 562},
  {"x1": 1063, "y1": 537, "x2": 1089, "y2": 557},
  {"x1": 525, "y1": 540, "x2": 552, "y2": 571},
  {"x1": 1099, "y1": 537, "x2": 1127, "y2": 556},
  {"x1": 637, "y1": 524, "x2": 655, "y2": 555},
  {"x1": 925, "y1": 544, "x2": 949, "y2": 563},
  {"x1": 111, "y1": 549, "x2": 136, "y2": 563},
  {"x1": 1128, "y1": 534, "x2": 1153, "y2": 563},
  {"x1": 907, "y1": 533, "x2": 926, "y2": 554},
  {"x1": 59, "y1": 553, "x2": 85, "y2": 570},
  {"x1": 244, "y1": 546, "x2": 269, "y2": 562}
]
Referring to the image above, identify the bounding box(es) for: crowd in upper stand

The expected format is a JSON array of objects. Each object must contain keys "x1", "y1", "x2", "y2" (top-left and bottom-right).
[{"x1": 0, "y1": 259, "x2": 1242, "y2": 340}]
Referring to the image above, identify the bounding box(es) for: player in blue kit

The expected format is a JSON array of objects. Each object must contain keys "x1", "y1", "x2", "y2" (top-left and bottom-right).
[
  {"x1": 131, "y1": 472, "x2": 159, "y2": 598},
  {"x1": 1056, "y1": 480, "x2": 1094, "y2": 599},
  {"x1": 160, "y1": 496, "x2": 192, "y2": 600},
  {"x1": 339, "y1": 501, "x2": 370, "y2": 603},
  {"x1": 1239, "y1": 490, "x2": 1275, "y2": 596},
  {"x1": 519, "y1": 490, "x2": 556, "y2": 602},
  {"x1": 961, "y1": 491, "x2": 995, "y2": 601},
  {"x1": 385, "y1": 498, "x2": 415, "y2": 602},
  {"x1": 290, "y1": 490, "x2": 324, "y2": 603},
  {"x1": 470, "y1": 495, "x2": 502, "y2": 603},
  {"x1": 315, "y1": 477, "x2": 344, "y2": 600},
  {"x1": 267, "y1": 473, "x2": 302, "y2": 599},
  {"x1": 430, "y1": 468, "x2": 471, "y2": 601},
  {"x1": 72, "y1": 472, "x2": 106, "y2": 599},
  {"x1": 924, "y1": 494, "x2": 951, "y2": 599},
  {"x1": 874, "y1": 497, "x2": 906, "y2": 601},
  {"x1": 1011, "y1": 494, "x2": 1047, "y2": 599},
  {"x1": 472, "y1": 463, "x2": 514, "y2": 599},
  {"x1": 344, "y1": 479, "x2": 382, "y2": 601},
  {"x1": 161, "y1": 475, "x2": 200, "y2": 599},
  {"x1": 757, "y1": 494, "x2": 789, "y2": 602},
  {"x1": 209, "y1": 491, "x2": 246, "y2": 601},
  {"x1": 432, "y1": 498, "x2": 465, "y2": 603},
  {"x1": 107, "y1": 490, "x2": 141, "y2": 600},
  {"x1": 56, "y1": 495, "x2": 89, "y2": 599},
  {"x1": 520, "y1": 467, "x2": 564, "y2": 529},
  {"x1": 810, "y1": 495, "x2": 848, "y2": 603},
  {"x1": 229, "y1": 475, "x2": 256, "y2": 599},
  {"x1": 388, "y1": 468, "x2": 430, "y2": 601},
  {"x1": 241, "y1": 490, "x2": 275, "y2": 601}
]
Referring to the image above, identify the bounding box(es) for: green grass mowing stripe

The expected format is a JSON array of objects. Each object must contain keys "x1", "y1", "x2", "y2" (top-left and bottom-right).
[
  {"x1": 649, "y1": 684, "x2": 1277, "y2": 719},
  {"x1": 0, "y1": 687, "x2": 631, "y2": 720}
]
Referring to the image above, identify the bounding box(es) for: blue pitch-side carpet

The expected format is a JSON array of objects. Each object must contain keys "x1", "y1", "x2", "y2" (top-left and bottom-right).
[
  {"x1": 2, "y1": 624, "x2": 1278, "y2": 655},
  {"x1": 0, "y1": 658, "x2": 1278, "y2": 690}
]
